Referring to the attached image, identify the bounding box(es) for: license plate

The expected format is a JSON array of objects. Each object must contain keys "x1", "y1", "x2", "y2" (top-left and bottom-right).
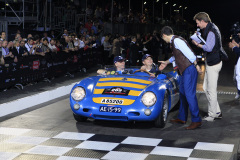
[
  {"x1": 101, "y1": 99, "x2": 123, "y2": 105},
  {"x1": 99, "y1": 106, "x2": 122, "y2": 113}
]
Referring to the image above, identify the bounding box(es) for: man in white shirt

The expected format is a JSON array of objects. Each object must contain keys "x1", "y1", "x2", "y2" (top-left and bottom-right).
[
  {"x1": 159, "y1": 26, "x2": 202, "y2": 130},
  {"x1": 25, "y1": 38, "x2": 36, "y2": 55},
  {"x1": 48, "y1": 38, "x2": 57, "y2": 52}
]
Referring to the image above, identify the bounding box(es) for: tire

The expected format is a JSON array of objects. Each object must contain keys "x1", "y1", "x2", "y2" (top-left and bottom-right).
[
  {"x1": 154, "y1": 91, "x2": 169, "y2": 128},
  {"x1": 73, "y1": 113, "x2": 87, "y2": 122}
]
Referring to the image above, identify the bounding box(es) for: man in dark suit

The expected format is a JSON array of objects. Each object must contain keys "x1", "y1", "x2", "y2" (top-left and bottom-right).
[
  {"x1": 149, "y1": 30, "x2": 161, "y2": 64},
  {"x1": 12, "y1": 40, "x2": 21, "y2": 62},
  {"x1": 129, "y1": 36, "x2": 139, "y2": 66},
  {"x1": 50, "y1": 30, "x2": 56, "y2": 39},
  {"x1": 18, "y1": 40, "x2": 29, "y2": 57}
]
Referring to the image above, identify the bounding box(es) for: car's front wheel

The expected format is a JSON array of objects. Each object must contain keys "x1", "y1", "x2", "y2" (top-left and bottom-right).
[
  {"x1": 73, "y1": 113, "x2": 87, "y2": 122},
  {"x1": 154, "y1": 91, "x2": 169, "y2": 128}
]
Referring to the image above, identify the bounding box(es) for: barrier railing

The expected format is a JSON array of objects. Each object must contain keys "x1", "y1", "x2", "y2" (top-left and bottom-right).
[{"x1": 0, "y1": 47, "x2": 104, "y2": 90}]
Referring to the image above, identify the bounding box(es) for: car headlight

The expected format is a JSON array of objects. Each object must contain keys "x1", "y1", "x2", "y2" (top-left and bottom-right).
[
  {"x1": 141, "y1": 92, "x2": 157, "y2": 107},
  {"x1": 71, "y1": 87, "x2": 85, "y2": 101}
]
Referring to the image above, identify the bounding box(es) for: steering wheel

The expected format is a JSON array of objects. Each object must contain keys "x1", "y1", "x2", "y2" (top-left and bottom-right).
[{"x1": 133, "y1": 69, "x2": 152, "y2": 75}]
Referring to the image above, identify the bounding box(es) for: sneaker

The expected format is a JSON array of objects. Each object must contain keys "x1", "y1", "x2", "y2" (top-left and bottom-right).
[
  {"x1": 235, "y1": 94, "x2": 240, "y2": 99},
  {"x1": 203, "y1": 116, "x2": 215, "y2": 122},
  {"x1": 215, "y1": 112, "x2": 222, "y2": 119}
]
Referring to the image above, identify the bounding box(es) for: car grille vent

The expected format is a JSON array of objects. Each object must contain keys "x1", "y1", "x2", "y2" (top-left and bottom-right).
[
  {"x1": 93, "y1": 115, "x2": 128, "y2": 121},
  {"x1": 83, "y1": 108, "x2": 90, "y2": 112}
]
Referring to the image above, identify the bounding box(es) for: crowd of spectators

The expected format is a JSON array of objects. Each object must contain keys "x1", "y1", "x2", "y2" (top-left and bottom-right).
[
  {"x1": 0, "y1": 25, "x2": 170, "y2": 68},
  {"x1": 1, "y1": 0, "x2": 185, "y2": 69},
  {"x1": 0, "y1": 0, "x2": 189, "y2": 67}
]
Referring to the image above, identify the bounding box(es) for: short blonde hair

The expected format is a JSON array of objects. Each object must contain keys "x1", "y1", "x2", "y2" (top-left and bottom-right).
[
  {"x1": 104, "y1": 36, "x2": 109, "y2": 42},
  {"x1": 193, "y1": 12, "x2": 211, "y2": 23}
]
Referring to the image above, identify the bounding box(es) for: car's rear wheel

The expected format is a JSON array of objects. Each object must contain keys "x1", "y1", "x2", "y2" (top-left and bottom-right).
[
  {"x1": 73, "y1": 113, "x2": 87, "y2": 122},
  {"x1": 154, "y1": 91, "x2": 169, "y2": 128}
]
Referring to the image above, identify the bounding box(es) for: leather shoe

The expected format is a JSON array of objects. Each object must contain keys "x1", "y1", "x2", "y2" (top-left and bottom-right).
[
  {"x1": 170, "y1": 119, "x2": 186, "y2": 124},
  {"x1": 185, "y1": 122, "x2": 202, "y2": 130}
]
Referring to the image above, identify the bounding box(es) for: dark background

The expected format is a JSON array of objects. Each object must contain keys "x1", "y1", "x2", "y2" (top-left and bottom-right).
[
  {"x1": 115, "y1": 0, "x2": 240, "y2": 37},
  {"x1": 129, "y1": 0, "x2": 240, "y2": 37},
  {"x1": 187, "y1": 0, "x2": 240, "y2": 35},
  {"x1": 1, "y1": 0, "x2": 240, "y2": 38}
]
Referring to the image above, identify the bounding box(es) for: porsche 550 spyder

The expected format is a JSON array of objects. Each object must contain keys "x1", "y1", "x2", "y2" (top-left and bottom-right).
[{"x1": 70, "y1": 69, "x2": 180, "y2": 128}]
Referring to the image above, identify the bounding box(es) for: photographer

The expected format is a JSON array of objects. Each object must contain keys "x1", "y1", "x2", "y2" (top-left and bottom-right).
[
  {"x1": 30, "y1": 38, "x2": 48, "y2": 57},
  {"x1": 230, "y1": 22, "x2": 240, "y2": 44},
  {"x1": 40, "y1": 38, "x2": 50, "y2": 54},
  {"x1": 229, "y1": 39, "x2": 240, "y2": 99}
]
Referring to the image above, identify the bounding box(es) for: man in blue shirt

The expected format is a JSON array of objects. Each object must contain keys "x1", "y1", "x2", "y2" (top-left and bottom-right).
[
  {"x1": 192, "y1": 12, "x2": 224, "y2": 122},
  {"x1": 91, "y1": 22, "x2": 98, "y2": 35},
  {"x1": 159, "y1": 26, "x2": 202, "y2": 130}
]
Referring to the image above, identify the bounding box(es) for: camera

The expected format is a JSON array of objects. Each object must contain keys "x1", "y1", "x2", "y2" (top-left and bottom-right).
[
  {"x1": 230, "y1": 22, "x2": 240, "y2": 43},
  {"x1": 36, "y1": 45, "x2": 42, "y2": 52}
]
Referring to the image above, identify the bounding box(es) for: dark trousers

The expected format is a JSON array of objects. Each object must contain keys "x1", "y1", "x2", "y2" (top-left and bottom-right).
[
  {"x1": 103, "y1": 50, "x2": 110, "y2": 65},
  {"x1": 151, "y1": 48, "x2": 159, "y2": 64}
]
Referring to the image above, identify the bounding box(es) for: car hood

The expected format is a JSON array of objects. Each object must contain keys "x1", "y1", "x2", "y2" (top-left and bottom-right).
[{"x1": 92, "y1": 75, "x2": 156, "y2": 105}]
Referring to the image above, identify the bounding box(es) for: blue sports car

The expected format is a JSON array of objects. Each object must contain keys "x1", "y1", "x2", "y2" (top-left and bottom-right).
[{"x1": 70, "y1": 69, "x2": 180, "y2": 128}]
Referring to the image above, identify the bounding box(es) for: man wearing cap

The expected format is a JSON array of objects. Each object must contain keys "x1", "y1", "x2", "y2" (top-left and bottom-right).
[
  {"x1": 159, "y1": 26, "x2": 202, "y2": 130},
  {"x1": 140, "y1": 54, "x2": 160, "y2": 77},
  {"x1": 97, "y1": 56, "x2": 133, "y2": 75}
]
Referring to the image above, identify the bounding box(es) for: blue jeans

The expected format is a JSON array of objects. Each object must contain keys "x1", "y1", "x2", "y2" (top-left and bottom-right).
[{"x1": 178, "y1": 65, "x2": 202, "y2": 122}]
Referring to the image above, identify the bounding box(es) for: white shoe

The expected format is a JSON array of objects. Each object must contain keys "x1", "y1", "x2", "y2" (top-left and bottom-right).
[
  {"x1": 235, "y1": 94, "x2": 240, "y2": 99},
  {"x1": 203, "y1": 116, "x2": 215, "y2": 122},
  {"x1": 215, "y1": 112, "x2": 222, "y2": 119}
]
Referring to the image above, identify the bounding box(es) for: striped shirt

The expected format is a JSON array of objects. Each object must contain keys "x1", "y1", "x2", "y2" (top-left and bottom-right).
[{"x1": 202, "y1": 31, "x2": 215, "y2": 52}]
